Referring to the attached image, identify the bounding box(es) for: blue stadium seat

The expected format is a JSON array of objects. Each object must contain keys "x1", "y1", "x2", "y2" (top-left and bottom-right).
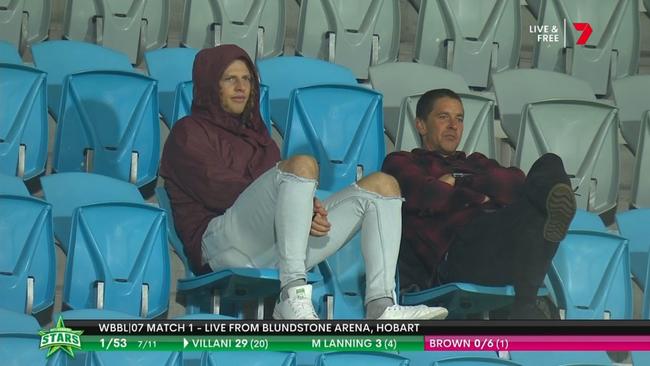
[
  {"x1": 616, "y1": 209, "x2": 650, "y2": 318},
  {"x1": 612, "y1": 75, "x2": 650, "y2": 208},
  {"x1": 0, "y1": 332, "x2": 67, "y2": 366},
  {"x1": 257, "y1": 56, "x2": 358, "y2": 136},
  {"x1": 532, "y1": 0, "x2": 639, "y2": 96},
  {"x1": 0, "y1": 195, "x2": 55, "y2": 316},
  {"x1": 144, "y1": 47, "x2": 199, "y2": 126},
  {"x1": 569, "y1": 209, "x2": 607, "y2": 231},
  {"x1": 513, "y1": 99, "x2": 619, "y2": 214},
  {"x1": 155, "y1": 187, "x2": 321, "y2": 318},
  {"x1": 172, "y1": 80, "x2": 272, "y2": 132},
  {"x1": 395, "y1": 92, "x2": 496, "y2": 158},
  {"x1": 509, "y1": 351, "x2": 612, "y2": 365},
  {"x1": 40, "y1": 172, "x2": 145, "y2": 253},
  {"x1": 295, "y1": 0, "x2": 400, "y2": 79},
  {"x1": 492, "y1": 69, "x2": 597, "y2": 147},
  {"x1": 0, "y1": 63, "x2": 48, "y2": 179},
  {"x1": 31, "y1": 40, "x2": 133, "y2": 119},
  {"x1": 0, "y1": 40, "x2": 21, "y2": 63},
  {"x1": 0, "y1": 173, "x2": 29, "y2": 195},
  {"x1": 368, "y1": 62, "x2": 470, "y2": 142},
  {"x1": 432, "y1": 357, "x2": 522, "y2": 366},
  {"x1": 52, "y1": 70, "x2": 160, "y2": 187},
  {"x1": 0, "y1": 308, "x2": 40, "y2": 333},
  {"x1": 201, "y1": 351, "x2": 296, "y2": 366},
  {"x1": 413, "y1": 0, "x2": 521, "y2": 89},
  {"x1": 548, "y1": 231, "x2": 632, "y2": 319},
  {"x1": 400, "y1": 351, "x2": 499, "y2": 366},
  {"x1": 632, "y1": 351, "x2": 650, "y2": 365},
  {"x1": 84, "y1": 351, "x2": 182, "y2": 366},
  {"x1": 317, "y1": 352, "x2": 409, "y2": 366},
  {"x1": 283, "y1": 85, "x2": 385, "y2": 192},
  {"x1": 181, "y1": 0, "x2": 286, "y2": 61},
  {"x1": 62, "y1": 0, "x2": 171, "y2": 64},
  {"x1": 63, "y1": 203, "x2": 170, "y2": 318}
]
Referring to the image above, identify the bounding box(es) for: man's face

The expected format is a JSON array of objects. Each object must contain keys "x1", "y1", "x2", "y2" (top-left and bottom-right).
[
  {"x1": 416, "y1": 96, "x2": 464, "y2": 155},
  {"x1": 219, "y1": 59, "x2": 252, "y2": 115}
]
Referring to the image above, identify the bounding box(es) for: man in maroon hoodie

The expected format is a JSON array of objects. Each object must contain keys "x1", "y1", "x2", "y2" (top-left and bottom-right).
[{"x1": 160, "y1": 45, "x2": 447, "y2": 320}]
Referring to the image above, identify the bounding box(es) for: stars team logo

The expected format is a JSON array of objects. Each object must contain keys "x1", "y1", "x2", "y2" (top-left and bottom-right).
[{"x1": 39, "y1": 317, "x2": 83, "y2": 358}]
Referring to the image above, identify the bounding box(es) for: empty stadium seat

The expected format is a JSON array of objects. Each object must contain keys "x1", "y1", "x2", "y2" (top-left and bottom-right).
[
  {"x1": 632, "y1": 351, "x2": 650, "y2": 365},
  {"x1": 492, "y1": 69, "x2": 597, "y2": 147},
  {"x1": 172, "y1": 80, "x2": 272, "y2": 132},
  {"x1": 0, "y1": 63, "x2": 48, "y2": 179},
  {"x1": 84, "y1": 351, "x2": 182, "y2": 366},
  {"x1": 0, "y1": 308, "x2": 40, "y2": 333},
  {"x1": 0, "y1": 195, "x2": 55, "y2": 316},
  {"x1": 31, "y1": 40, "x2": 134, "y2": 119},
  {"x1": 201, "y1": 351, "x2": 296, "y2": 366},
  {"x1": 368, "y1": 62, "x2": 470, "y2": 142},
  {"x1": 0, "y1": 0, "x2": 25, "y2": 52},
  {"x1": 569, "y1": 209, "x2": 607, "y2": 231},
  {"x1": 630, "y1": 113, "x2": 650, "y2": 208},
  {"x1": 413, "y1": 0, "x2": 521, "y2": 89},
  {"x1": 396, "y1": 92, "x2": 496, "y2": 158},
  {"x1": 0, "y1": 173, "x2": 29, "y2": 195},
  {"x1": 531, "y1": 0, "x2": 639, "y2": 95},
  {"x1": 509, "y1": 351, "x2": 613, "y2": 365},
  {"x1": 63, "y1": 202, "x2": 170, "y2": 318},
  {"x1": 40, "y1": 172, "x2": 145, "y2": 253},
  {"x1": 52, "y1": 70, "x2": 160, "y2": 187},
  {"x1": 257, "y1": 56, "x2": 358, "y2": 136},
  {"x1": 616, "y1": 209, "x2": 650, "y2": 318},
  {"x1": 283, "y1": 85, "x2": 385, "y2": 192},
  {"x1": 548, "y1": 231, "x2": 632, "y2": 319},
  {"x1": 63, "y1": 0, "x2": 170, "y2": 64},
  {"x1": 181, "y1": 0, "x2": 286, "y2": 60},
  {"x1": 24, "y1": 0, "x2": 51, "y2": 45},
  {"x1": 317, "y1": 352, "x2": 409, "y2": 366},
  {"x1": 144, "y1": 47, "x2": 199, "y2": 126},
  {"x1": 0, "y1": 332, "x2": 66, "y2": 366},
  {"x1": 295, "y1": 0, "x2": 400, "y2": 79},
  {"x1": 0, "y1": 40, "x2": 21, "y2": 63},
  {"x1": 513, "y1": 99, "x2": 619, "y2": 214}
]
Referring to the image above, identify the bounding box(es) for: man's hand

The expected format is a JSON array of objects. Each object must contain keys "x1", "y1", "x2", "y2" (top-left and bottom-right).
[
  {"x1": 438, "y1": 173, "x2": 456, "y2": 186},
  {"x1": 310, "y1": 198, "x2": 331, "y2": 236}
]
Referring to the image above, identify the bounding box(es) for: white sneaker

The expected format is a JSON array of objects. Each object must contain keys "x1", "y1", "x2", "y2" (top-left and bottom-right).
[
  {"x1": 273, "y1": 284, "x2": 319, "y2": 320},
  {"x1": 377, "y1": 304, "x2": 448, "y2": 320}
]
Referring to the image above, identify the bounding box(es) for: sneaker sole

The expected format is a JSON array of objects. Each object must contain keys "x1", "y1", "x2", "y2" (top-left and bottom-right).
[{"x1": 543, "y1": 183, "x2": 576, "y2": 242}]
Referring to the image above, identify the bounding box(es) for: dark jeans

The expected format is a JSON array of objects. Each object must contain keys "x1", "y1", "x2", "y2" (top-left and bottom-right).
[{"x1": 439, "y1": 153, "x2": 572, "y2": 306}]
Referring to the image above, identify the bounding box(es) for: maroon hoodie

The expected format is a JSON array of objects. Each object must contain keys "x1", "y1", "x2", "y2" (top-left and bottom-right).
[{"x1": 160, "y1": 45, "x2": 281, "y2": 274}]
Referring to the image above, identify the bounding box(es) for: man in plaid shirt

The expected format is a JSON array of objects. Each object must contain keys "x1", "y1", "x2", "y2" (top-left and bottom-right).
[{"x1": 382, "y1": 89, "x2": 577, "y2": 318}]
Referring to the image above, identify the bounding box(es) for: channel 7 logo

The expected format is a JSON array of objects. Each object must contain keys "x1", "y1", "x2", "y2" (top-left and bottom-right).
[
  {"x1": 573, "y1": 22, "x2": 593, "y2": 45},
  {"x1": 530, "y1": 20, "x2": 593, "y2": 46}
]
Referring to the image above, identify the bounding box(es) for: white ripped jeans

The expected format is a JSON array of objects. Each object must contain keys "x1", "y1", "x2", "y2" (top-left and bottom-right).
[{"x1": 201, "y1": 165, "x2": 403, "y2": 304}]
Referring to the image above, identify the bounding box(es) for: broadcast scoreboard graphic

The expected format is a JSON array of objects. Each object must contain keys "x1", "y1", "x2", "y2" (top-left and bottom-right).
[{"x1": 38, "y1": 320, "x2": 650, "y2": 358}]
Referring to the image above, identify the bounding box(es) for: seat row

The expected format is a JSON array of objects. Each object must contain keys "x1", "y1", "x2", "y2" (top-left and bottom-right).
[{"x1": 0, "y1": 0, "x2": 646, "y2": 89}]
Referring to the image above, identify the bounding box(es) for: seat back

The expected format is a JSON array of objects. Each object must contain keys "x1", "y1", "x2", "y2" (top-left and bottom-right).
[
  {"x1": 616, "y1": 209, "x2": 650, "y2": 317},
  {"x1": 396, "y1": 93, "x2": 496, "y2": 159},
  {"x1": 549, "y1": 231, "x2": 632, "y2": 319},
  {"x1": 0, "y1": 0, "x2": 24, "y2": 50},
  {"x1": 201, "y1": 351, "x2": 296, "y2": 366},
  {"x1": 52, "y1": 70, "x2": 160, "y2": 187},
  {"x1": 155, "y1": 186, "x2": 194, "y2": 279},
  {"x1": 85, "y1": 351, "x2": 182, "y2": 366},
  {"x1": 41, "y1": 172, "x2": 145, "y2": 252},
  {"x1": 569, "y1": 209, "x2": 607, "y2": 231},
  {"x1": 181, "y1": 0, "x2": 286, "y2": 61},
  {"x1": 514, "y1": 99, "x2": 619, "y2": 214},
  {"x1": 317, "y1": 352, "x2": 409, "y2": 366},
  {"x1": 629, "y1": 111, "x2": 650, "y2": 208},
  {"x1": 144, "y1": 47, "x2": 199, "y2": 126},
  {"x1": 492, "y1": 69, "x2": 596, "y2": 145},
  {"x1": 31, "y1": 40, "x2": 134, "y2": 119},
  {"x1": 509, "y1": 351, "x2": 612, "y2": 366},
  {"x1": 368, "y1": 62, "x2": 470, "y2": 141},
  {"x1": 532, "y1": 0, "x2": 640, "y2": 95},
  {"x1": 171, "y1": 80, "x2": 272, "y2": 132},
  {"x1": 295, "y1": 0, "x2": 400, "y2": 79},
  {"x1": 0, "y1": 40, "x2": 21, "y2": 63},
  {"x1": 413, "y1": 0, "x2": 520, "y2": 89},
  {"x1": 0, "y1": 64, "x2": 48, "y2": 179},
  {"x1": 63, "y1": 203, "x2": 169, "y2": 318},
  {"x1": 0, "y1": 332, "x2": 66, "y2": 366},
  {"x1": 257, "y1": 56, "x2": 358, "y2": 135},
  {"x1": 401, "y1": 351, "x2": 498, "y2": 366},
  {"x1": 283, "y1": 85, "x2": 385, "y2": 191},
  {"x1": 62, "y1": 0, "x2": 170, "y2": 64},
  {"x1": 612, "y1": 75, "x2": 650, "y2": 153},
  {"x1": 0, "y1": 195, "x2": 55, "y2": 315},
  {"x1": 0, "y1": 173, "x2": 29, "y2": 195},
  {"x1": 25, "y1": 0, "x2": 52, "y2": 44}
]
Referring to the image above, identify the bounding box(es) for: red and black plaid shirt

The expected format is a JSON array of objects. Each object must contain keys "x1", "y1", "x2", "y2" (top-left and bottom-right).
[{"x1": 382, "y1": 149, "x2": 526, "y2": 291}]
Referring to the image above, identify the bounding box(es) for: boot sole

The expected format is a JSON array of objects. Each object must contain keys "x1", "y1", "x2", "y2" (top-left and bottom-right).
[{"x1": 543, "y1": 183, "x2": 576, "y2": 242}]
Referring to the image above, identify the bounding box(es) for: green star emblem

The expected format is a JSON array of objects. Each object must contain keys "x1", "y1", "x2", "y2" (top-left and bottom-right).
[{"x1": 39, "y1": 317, "x2": 84, "y2": 358}]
